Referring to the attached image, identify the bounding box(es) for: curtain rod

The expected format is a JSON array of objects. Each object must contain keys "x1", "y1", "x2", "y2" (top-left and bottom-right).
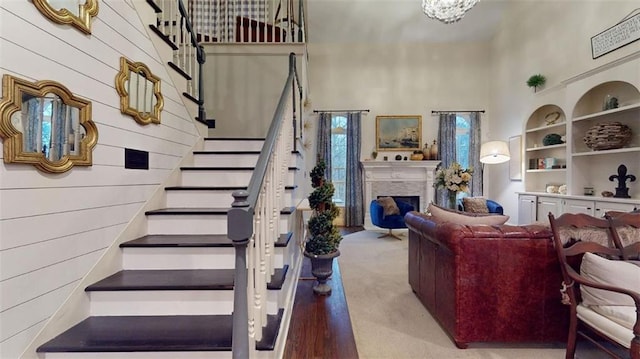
[
  {"x1": 431, "y1": 110, "x2": 485, "y2": 114},
  {"x1": 313, "y1": 109, "x2": 370, "y2": 113}
]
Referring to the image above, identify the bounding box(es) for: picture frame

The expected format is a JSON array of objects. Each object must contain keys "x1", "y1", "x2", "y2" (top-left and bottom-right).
[
  {"x1": 591, "y1": 12, "x2": 640, "y2": 59},
  {"x1": 376, "y1": 115, "x2": 422, "y2": 151},
  {"x1": 509, "y1": 135, "x2": 522, "y2": 181}
]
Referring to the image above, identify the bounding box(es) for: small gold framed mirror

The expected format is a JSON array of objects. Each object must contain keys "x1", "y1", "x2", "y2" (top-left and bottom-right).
[
  {"x1": 0, "y1": 75, "x2": 98, "y2": 173},
  {"x1": 115, "y1": 57, "x2": 163, "y2": 125},
  {"x1": 32, "y1": 0, "x2": 99, "y2": 35}
]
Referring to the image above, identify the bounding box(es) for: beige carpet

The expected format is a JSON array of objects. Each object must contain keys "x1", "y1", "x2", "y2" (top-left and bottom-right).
[{"x1": 338, "y1": 229, "x2": 567, "y2": 359}]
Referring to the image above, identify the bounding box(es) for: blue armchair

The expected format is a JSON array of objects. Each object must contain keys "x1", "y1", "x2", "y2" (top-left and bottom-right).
[{"x1": 370, "y1": 198, "x2": 415, "y2": 240}]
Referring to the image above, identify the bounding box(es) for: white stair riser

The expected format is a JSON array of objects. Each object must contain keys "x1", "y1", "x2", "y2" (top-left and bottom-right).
[
  {"x1": 44, "y1": 351, "x2": 231, "y2": 359},
  {"x1": 166, "y1": 190, "x2": 293, "y2": 209},
  {"x1": 194, "y1": 154, "x2": 257, "y2": 167},
  {"x1": 89, "y1": 290, "x2": 235, "y2": 316},
  {"x1": 193, "y1": 153, "x2": 298, "y2": 167},
  {"x1": 180, "y1": 170, "x2": 295, "y2": 187},
  {"x1": 146, "y1": 215, "x2": 290, "y2": 235},
  {"x1": 122, "y1": 247, "x2": 287, "y2": 269},
  {"x1": 204, "y1": 140, "x2": 263, "y2": 151}
]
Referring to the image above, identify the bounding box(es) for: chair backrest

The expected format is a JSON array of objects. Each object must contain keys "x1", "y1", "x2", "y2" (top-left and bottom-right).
[
  {"x1": 606, "y1": 211, "x2": 640, "y2": 260},
  {"x1": 548, "y1": 212, "x2": 623, "y2": 306}
]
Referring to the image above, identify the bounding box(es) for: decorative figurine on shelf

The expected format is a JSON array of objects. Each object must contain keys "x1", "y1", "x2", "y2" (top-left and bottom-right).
[
  {"x1": 544, "y1": 111, "x2": 561, "y2": 126},
  {"x1": 603, "y1": 94, "x2": 619, "y2": 111},
  {"x1": 608, "y1": 164, "x2": 636, "y2": 198}
]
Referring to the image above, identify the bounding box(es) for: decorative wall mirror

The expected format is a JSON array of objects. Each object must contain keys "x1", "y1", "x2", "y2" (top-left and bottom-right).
[
  {"x1": 115, "y1": 57, "x2": 163, "y2": 125},
  {"x1": 32, "y1": 0, "x2": 99, "y2": 35},
  {"x1": 0, "y1": 75, "x2": 98, "y2": 173}
]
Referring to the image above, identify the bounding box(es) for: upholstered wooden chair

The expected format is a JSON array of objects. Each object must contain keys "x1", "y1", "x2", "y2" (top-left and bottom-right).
[
  {"x1": 606, "y1": 211, "x2": 640, "y2": 260},
  {"x1": 548, "y1": 212, "x2": 639, "y2": 359}
]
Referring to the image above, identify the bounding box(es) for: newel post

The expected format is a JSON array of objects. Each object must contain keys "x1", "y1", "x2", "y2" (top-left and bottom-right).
[{"x1": 228, "y1": 190, "x2": 252, "y2": 359}]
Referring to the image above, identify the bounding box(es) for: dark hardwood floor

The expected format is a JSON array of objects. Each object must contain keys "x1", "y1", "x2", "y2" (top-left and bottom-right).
[{"x1": 283, "y1": 227, "x2": 363, "y2": 359}]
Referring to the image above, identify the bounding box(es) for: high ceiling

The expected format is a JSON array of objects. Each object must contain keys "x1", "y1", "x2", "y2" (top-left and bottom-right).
[{"x1": 306, "y1": 0, "x2": 509, "y2": 44}]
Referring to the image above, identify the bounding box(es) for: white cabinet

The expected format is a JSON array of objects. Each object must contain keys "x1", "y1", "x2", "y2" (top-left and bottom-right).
[
  {"x1": 594, "y1": 201, "x2": 638, "y2": 216},
  {"x1": 518, "y1": 195, "x2": 537, "y2": 224},
  {"x1": 536, "y1": 196, "x2": 562, "y2": 222},
  {"x1": 563, "y1": 199, "x2": 594, "y2": 216}
]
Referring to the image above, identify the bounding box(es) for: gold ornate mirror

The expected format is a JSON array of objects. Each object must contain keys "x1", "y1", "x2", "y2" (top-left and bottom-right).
[
  {"x1": 115, "y1": 57, "x2": 163, "y2": 125},
  {"x1": 0, "y1": 75, "x2": 98, "y2": 173},
  {"x1": 32, "y1": 0, "x2": 99, "y2": 35}
]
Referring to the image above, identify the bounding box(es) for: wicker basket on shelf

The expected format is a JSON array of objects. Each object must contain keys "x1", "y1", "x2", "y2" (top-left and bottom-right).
[{"x1": 583, "y1": 122, "x2": 632, "y2": 151}]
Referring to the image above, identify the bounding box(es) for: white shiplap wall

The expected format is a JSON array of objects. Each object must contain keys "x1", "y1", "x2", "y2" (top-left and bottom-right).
[{"x1": 0, "y1": 1, "x2": 201, "y2": 358}]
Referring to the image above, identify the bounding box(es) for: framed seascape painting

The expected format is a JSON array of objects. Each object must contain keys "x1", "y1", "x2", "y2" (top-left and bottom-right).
[{"x1": 376, "y1": 115, "x2": 422, "y2": 151}]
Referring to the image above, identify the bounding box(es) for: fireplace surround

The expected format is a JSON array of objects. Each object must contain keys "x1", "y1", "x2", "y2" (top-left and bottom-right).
[{"x1": 362, "y1": 160, "x2": 440, "y2": 227}]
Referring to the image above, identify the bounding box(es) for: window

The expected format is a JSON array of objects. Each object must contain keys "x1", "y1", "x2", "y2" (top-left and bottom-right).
[
  {"x1": 330, "y1": 115, "x2": 347, "y2": 204},
  {"x1": 456, "y1": 114, "x2": 470, "y2": 169},
  {"x1": 455, "y1": 114, "x2": 472, "y2": 199}
]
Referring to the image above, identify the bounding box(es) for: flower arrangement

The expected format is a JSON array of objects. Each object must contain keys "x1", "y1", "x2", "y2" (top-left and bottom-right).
[{"x1": 434, "y1": 162, "x2": 473, "y2": 193}]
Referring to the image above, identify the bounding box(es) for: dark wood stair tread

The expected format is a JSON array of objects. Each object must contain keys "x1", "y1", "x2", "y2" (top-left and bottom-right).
[
  {"x1": 164, "y1": 185, "x2": 296, "y2": 191},
  {"x1": 86, "y1": 269, "x2": 235, "y2": 291},
  {"x1": 121, "y1": 234, "x2": 232, "y2": 247},
  {"x1": 145, "y1": 207, "x2": 296, "y2": 215},
  {"x1": 37, "y1": 311, "x2": 284, "y2": 353},
  {"x1": 37, "y1": 315, "x2": 233, "y2": 352},
  {"x1": 122, "y1": 233, "x2": 292, "y2": 248},
  {"x1": 86, "y1": 266, "x2": 289, "y2": 291}
]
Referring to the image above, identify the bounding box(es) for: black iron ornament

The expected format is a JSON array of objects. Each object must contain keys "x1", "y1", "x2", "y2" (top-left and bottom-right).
[{"x1": 609, "y1": 164, "x2": 636, "y2": 198}]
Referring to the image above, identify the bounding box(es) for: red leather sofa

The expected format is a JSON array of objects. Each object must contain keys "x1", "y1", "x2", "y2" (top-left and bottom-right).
[{"x1": 405, "y1": 211, "x2": 568, "y2": 348}]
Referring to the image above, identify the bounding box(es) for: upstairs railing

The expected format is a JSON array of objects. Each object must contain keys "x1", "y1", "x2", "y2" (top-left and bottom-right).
[
  {"x1": 228, "y1": 52, "x2": 303, "y2": 358},
  {"x1": 151, "y1": 0, "x2": 207, "y2": 122},
  {"x1": 188, "y1": 0, "x2": 306, "y2": 43}
]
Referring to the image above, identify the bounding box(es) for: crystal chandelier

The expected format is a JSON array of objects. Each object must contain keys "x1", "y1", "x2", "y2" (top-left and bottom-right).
[{"x1": 421, "y1": 0, "x2": 480, "y2": 24}]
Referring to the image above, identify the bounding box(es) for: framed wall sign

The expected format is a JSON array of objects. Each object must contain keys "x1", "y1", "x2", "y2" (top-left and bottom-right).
[
  {"x1": 375, "y1": 115, "x2": 422, "y2": 151},
  {"x1": 591, "y1": 11, "x2": 640, "y2": 59}
]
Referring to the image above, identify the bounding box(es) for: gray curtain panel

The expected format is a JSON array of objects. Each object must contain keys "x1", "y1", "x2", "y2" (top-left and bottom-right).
[
  {"x1": 436, "y1": 113, "x2": 457, "y2": 206},
  {"x1": 316, "y1": 112, "x2": 332, "y2": 180},
  {"x1": 24, "y1": 98, "x2": 40, "y2": 153},
  {"x1": 469, "y1": 111, "x2": 483, "y2": 196},
  {"x1": 345, "y1": 112, "x2": 364, "y2": 227}
]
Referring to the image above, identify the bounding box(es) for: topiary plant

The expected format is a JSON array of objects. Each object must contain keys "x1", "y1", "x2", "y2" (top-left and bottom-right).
[
  {"x1": 526, "y1": 74, "x2": 546, "y2": 92},
  {"x1": 305, "y1": 160, "x2": 342, "y2": 255}
]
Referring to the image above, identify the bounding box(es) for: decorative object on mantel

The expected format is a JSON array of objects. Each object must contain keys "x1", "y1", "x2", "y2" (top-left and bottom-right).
[
  {"x1": 395, "y1": 154, "x2": 402, "y2": 161},
  {"x1": 526, "y1": 74, "x2": 546, "y2": 92},
  {"x1": 542, "y1": 133, "x2": 564, "y2": 146},
  {"x1": 303, "y1": 160, "x2": 342, "y2": 295},
  {"x1": 602, "y1": 94, "x2": 619, "y2": 110},
  {"x1": 544, "y1": 111, "x2": 562, "y2": 126},
  {"x1": 410, "y1": 151, "x2": 424, "y2": 161},
  {"x1": 583, "y1": 122, "x2": 632, "y2": 150},
  {"x1": 591, "y1": 9, "x2": 640, "y2": 59},
  {"x1": 422, "y1": 142, "x2": 431, "y2": 160},
  {"x1": 608, "y1": 164, "x2": 636, "y2": 198},
  {"x1": 371, "y1": 148, "x2": 378, "y2": 160},
  {"x1": 429, "y1": 139, "x2": 438, "y2": 160},
  {"x1": 434, "y1": 162, "x2": 473, "y2": 209}
]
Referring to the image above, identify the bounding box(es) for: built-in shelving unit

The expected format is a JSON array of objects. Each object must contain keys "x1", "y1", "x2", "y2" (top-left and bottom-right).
[{"x1": 519, "y1": 60, "x2": 640, "y2": 223}]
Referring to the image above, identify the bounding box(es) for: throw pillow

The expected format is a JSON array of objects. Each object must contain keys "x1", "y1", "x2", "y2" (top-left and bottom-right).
[
  {"x1": 462, "y1": 197, "x2": 489, "y2": 213},
  {"x1": 428, "y1": 203, "x2": 509, "y2": 226},
  {"x1": 580, "y1": 252, "x2": 640, "y2": 307},
  {"x1": 377, "y1": 196, "x2": 400, "y2": 216}
]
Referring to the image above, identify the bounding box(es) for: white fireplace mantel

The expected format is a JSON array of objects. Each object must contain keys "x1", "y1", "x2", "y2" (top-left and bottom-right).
[{"x1": 361, "y1": 160, "x2": 440, "y2": 225}]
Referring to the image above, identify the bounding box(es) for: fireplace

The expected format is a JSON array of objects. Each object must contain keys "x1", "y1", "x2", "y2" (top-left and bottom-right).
[{"x1": 361, "y1": 160, "x2": 440, "y2": 228}]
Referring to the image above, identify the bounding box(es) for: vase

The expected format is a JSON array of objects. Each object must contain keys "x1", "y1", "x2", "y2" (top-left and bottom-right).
[
  {"x1": 304, "y1": 250, "x2": 340, "y2": 295},
  {"x1": 430, "y1": 140, "x2": 438, "y2": 160},
  {"x1": 447, "y1": 191, "x2": 458, "y2": 210}
]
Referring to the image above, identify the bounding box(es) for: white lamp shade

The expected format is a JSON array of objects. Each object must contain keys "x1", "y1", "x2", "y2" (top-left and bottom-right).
[{"x1": 480, "y1": 141, "x2": 510, "y2": 164}]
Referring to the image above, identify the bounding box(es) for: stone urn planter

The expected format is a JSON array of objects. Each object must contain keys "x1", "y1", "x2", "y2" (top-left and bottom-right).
[
  {"x1": 304, "y1": 250, "x2": 340, "y2": 295},
  {"x1": 304, "y1": 160, "x2": 342, "y2": 296}
]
